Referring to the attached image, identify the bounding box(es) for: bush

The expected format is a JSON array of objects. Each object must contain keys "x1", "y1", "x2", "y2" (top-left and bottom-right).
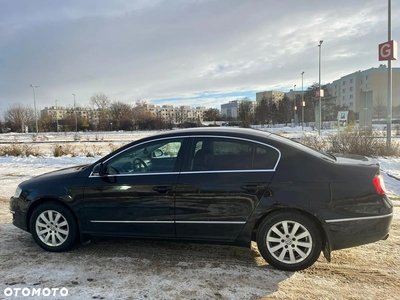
[
  {"x1": 0, "y1": 144, "x2": 42, "y2": 157},
  {"x1": 52, "y1": 144, "x2": 77, "y2": 157},
  {"x1": 300, "y1": 129, "x2": 400, "y2": 157},
  {"x1": 83, "y1": 144, "x2": 102, "y2": 157}
]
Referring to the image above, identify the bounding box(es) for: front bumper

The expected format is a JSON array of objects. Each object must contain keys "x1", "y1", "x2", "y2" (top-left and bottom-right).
[{"x1": 9, "y1": 196, "x2": 29, "y2": 232}]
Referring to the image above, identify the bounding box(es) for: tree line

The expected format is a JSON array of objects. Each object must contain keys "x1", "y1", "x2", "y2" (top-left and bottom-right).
[
  {"x1": 2, "y1": 87, "x2": 399, "y2": 133},
  {"x1": 1, "y1": 93, "x2": 177, "y2": 133}
]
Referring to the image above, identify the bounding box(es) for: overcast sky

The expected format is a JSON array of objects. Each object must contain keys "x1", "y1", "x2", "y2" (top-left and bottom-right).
[{"x1": 1, "y1": 0, "x2": 399, "y2": 114}]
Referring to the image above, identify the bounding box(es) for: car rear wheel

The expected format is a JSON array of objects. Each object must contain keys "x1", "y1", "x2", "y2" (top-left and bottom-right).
[
  {"x1": 256, "y1": 210, "x2": 322, "y2": 271},
  {"x1": 30, "y1": 202, "x2": 77, "y2": 252}
]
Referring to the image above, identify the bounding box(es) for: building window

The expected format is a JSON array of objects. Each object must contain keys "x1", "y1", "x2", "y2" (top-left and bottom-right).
[
  {"x1": 342, "y1": 96, "x2": 345, "y2": 101},
  {"x1": 343, "y1": 81, "x2": 346, "y2": 85},
  {"x1": 350, "y1": 94, "x2": 353, "y2": 99},
  {"x1": 350, "y1": 79, "x2": 353, "y2": 84},
  {"x1": 350, "y1": 102, "x2": 353, "y2": 107},
  {"x1": 350, "y1": 86, "x2": 353, "y2": 92},
  {"x1": 366, "y1": 75, "x2": 369, "y2": 80},
  {"x1": 343, "y1": 88, "x2": 345, "y2": 93}
]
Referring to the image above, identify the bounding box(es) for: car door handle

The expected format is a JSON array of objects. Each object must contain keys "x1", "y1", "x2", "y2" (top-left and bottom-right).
[{"x1": 152, "y1": 186, "x2": 173, "y2": 194}]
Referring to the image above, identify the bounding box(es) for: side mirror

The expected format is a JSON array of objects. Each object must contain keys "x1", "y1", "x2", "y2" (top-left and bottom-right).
[
  {"x1": 152, "y1": 149, "x2": 164, "y2": 158},
  {"x1": 92, "y1": 163, "x2": 104, "y2": 176}
]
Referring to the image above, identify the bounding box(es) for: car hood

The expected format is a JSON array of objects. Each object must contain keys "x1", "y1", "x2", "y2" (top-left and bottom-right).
[{"x1": 23, "y1": 164, "x2": 89, "y2": 185}]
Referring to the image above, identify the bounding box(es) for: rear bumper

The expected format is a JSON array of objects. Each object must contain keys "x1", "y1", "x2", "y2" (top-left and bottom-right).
[{"x1": 326, "y1": 213, "x2": 393, "y2": 251}]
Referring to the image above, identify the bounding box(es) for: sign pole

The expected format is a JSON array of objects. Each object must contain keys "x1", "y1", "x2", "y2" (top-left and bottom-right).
[{"x1": 387, "y1": 0, "x2": 392, "y2": 152}]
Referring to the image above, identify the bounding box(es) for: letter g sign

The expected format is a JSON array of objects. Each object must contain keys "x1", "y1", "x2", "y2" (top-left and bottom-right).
[{"x1": 379, "y1": 40, "x2": 398, "y2": 61}]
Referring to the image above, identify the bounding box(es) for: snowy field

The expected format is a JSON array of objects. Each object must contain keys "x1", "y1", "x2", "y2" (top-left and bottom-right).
[
  {"x1": 1, "y1": 127, "x2": 399, "y2": 199},
  {"x1": 0, "y1": 128, "x2": 399, "y2": 300}
]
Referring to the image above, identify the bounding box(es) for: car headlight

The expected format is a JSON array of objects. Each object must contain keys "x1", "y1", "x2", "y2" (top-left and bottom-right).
[{"x1": 13, "y1": 187, "x2": 22, "y2": 198}]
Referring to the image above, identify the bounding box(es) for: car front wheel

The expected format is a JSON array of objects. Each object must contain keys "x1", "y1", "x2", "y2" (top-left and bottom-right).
[
  {"x1": 30, "y1": 202, "x2": 77, "y2": 252},
  {"x1": 256, "y1": 210, "x2": 322, "y2": 271}
]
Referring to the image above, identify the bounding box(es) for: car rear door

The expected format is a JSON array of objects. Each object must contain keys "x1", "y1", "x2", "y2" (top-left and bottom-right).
[{"x1": 175, "y1": 136, "x2": 280, "y2": 241}]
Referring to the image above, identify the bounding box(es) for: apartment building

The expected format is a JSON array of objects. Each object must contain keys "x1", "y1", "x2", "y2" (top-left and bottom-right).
[
  {"x1": 145, "y1": 104, "x2": 207, "y2": 123},
  {"x1": 327, "y1": 65, "x2": 400, "y2": 113},
  {"x1": 255, "y1": 91, "x2": 286, "y2": 103},
  {"x1": 220, "y1": 100, "x2": 257, "y2": 119},
  {"x1": 41, "y1": 106, "x2": 100, "y2": 123}
]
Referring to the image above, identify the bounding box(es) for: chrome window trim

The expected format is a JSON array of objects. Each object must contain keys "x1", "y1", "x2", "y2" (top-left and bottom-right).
[
  {"x1": 89, "y1": 133, "x2": 282, "y2": 177},
  {"x1": 325, "y1": 213, "x2": 393, "y2": 223},
  {"x1": 180, "y1": 170, "x2": 274, "y2": 174},
  {"x1": 89, "y1": 136, "x2": 189, "y2": 177},
  {"x1": 190, "y1": 134, "x2": 281, "y2": 172},
  {"x1": 89, "y1": 171, "x2": 180, "y2": 178}
]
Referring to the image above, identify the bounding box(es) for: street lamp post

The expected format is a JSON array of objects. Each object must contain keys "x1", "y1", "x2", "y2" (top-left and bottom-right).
[
  {"x1": 387, "y1": 0, "x2": 393, "y2": 151},
  {"x1": 55, "y1": 100, "x2": 59, "y2": 132},
  {"x1": 318, "y1": 40, "x2": 323, "y2": 135},
  {"x1": 72, "y1": 93, "x2": 77, "y2": 132},
  {"x1": 293, "y1": 84, "x2": 297, "y2": 127},
  {"x1": 30, "y1": 84, "x2": 39, "y2": 134},
  {"x1": 301, "y1": 71, "x2": 305, "y2": 130}
]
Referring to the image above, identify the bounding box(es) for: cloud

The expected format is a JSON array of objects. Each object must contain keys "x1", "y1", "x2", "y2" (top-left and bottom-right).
[{"x1": 0, "y1": 0, "x2": 399, "y2": 115}]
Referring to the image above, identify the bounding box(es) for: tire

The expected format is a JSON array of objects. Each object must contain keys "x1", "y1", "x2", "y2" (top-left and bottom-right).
[
  {"x1": 30, "y1": 202, "x2": 77, "y2": 252},
  {"x1": 256, "y1": 210, "x2": 322, "y2": 271}
]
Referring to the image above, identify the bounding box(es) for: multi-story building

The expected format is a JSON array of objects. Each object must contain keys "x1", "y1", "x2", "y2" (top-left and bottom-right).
[
  {"x1": 327, "y1": 65, "x2": 400, "y2": 113},
  {"x1": 220, "y1": 100, "x2": 257, "y2": 119},
  {"x1": 255, "y1": 91, "x2": 286, "y2": 103},
  {"x1": 41, "y1": 106, "x2": 100, "y2": 123},
  {"x1": 145, "y1": 104, "x2": 207, "y2": 123}
]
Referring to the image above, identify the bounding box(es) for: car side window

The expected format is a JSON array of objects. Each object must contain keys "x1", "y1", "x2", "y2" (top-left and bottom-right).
[
  {"x1": 253, "y1": 144, "x2": 279, "y2": 170},
  {"x1": 191, "y1": 137, "x2": 253, "y2": 171},
  {"x1": 190, "y1": 137, "x2": 279, "y2": 171},
  {"x1": 105, "y1": 139, "x2": 183, "y2": 174}
]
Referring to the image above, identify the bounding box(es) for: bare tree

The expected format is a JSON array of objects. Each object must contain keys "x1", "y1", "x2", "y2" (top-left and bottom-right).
[
  {"x1": 4, "y1": 103, "x2": 34, "y2": 132},
  {"x1": 90, "y1": 92, "x2": 111, "y2": 130},
  {"x1": 373, "y1": 94, "x2": 386, "y2": 120},
  {"x1": 238, "y1": 100, "x2": 254, "y2": 128},
  {"x1": 109, "y1": 100, "x2": 134, "y2": 130},
  {"x1": 203, "y1": 108, "x2": 220, "y2": 123}
]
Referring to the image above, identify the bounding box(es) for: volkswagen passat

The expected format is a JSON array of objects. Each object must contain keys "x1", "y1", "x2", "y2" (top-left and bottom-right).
[{"x1": 9, "y1": 128, "x2": 393, "y2": 271}]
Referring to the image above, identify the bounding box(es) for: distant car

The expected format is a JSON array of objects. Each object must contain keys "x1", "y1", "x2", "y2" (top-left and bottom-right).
[{"x1": 9, "y1": 128, "x2": 393, "y2": 271}]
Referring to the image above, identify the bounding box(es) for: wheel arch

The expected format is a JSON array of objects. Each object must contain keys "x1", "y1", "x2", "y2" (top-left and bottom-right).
[
  {"x1": 26, "y1": 198, "x2": 82, "y2": 238},
  {"x1": 252, "y1": 208, "x2": 329, "y2": 254}
]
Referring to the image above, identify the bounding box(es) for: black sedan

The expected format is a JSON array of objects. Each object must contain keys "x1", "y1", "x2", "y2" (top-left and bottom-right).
[{"x1": 9, "y1": 128, "x2": 393, "y2": 271}]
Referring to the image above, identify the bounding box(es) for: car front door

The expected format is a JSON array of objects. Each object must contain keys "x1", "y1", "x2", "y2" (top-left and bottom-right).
[
  {"x1": 175, "y1": 136, "x2": 280, "y2": 241},
  {"x1": 83, "y1": 137, "x2": 186, "y2": 238}
]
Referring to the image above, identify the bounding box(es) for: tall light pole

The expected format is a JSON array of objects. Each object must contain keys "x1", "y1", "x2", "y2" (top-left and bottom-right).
[
  {"x1": 387, "y1": 0, "x2": 392, "y2": 151},
  {"x1": 72, "y1": 93, "x2": 77, "y2": 132},
  {"x1": 318, "y1": 40, "x2": 323, "y2": 135},
  {"x1": 301, "y1": 71, "x2": 305, "y2": 130},
  {"x1": 55, "y1": 100, "x2": 59, "y2": 132},
  {"x1": 293, "y1": 84, "x2": 297, "y2": 126},
  {"x1": 30, "y1": 84, "x2": 39, "y2": 134}
]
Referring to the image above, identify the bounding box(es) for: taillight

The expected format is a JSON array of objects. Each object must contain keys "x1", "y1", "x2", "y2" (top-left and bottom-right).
[{"x1": 372, "y1": 175, "x2": 386, "y2": 194}]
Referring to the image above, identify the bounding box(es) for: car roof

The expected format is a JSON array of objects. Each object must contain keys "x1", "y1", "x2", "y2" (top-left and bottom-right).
[{"x1": 149, "y1": 127, "x2": 273, "y2": 139}]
